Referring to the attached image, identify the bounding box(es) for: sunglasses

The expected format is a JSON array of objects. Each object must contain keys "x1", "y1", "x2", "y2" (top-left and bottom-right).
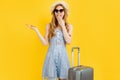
[{"x1": 54, "y1": 9, "x2": 64, "y2": 13}]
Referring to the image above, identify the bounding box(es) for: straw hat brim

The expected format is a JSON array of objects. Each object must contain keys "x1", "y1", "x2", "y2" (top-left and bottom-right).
[{"x1": 50, "y1": 1, "x2": 69, "y2": 14}]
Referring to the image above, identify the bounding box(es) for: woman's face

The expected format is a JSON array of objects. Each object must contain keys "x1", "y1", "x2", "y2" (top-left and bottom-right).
[{"x1": 54, "y1": 5, "x2": 65, "y2": 19}]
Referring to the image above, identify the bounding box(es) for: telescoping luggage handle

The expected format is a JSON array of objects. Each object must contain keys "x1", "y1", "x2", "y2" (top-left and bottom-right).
[{"x1": 71, "y1": 46, "x2": 80, "y2": 67}]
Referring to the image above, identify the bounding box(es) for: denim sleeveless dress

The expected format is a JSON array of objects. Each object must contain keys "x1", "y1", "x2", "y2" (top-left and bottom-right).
[{"x1": 42, "y1": 28, "x2": 70, "y2": 80}]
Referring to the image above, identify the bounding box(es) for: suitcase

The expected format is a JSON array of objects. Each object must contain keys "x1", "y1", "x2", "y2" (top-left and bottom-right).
[{"x1": 68, "y1": 47, "x2": 94, "y2": 80}]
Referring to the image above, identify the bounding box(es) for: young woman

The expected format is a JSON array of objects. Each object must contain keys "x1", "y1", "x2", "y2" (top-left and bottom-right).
[{"x1": 26, "y1": 1, "x2": 73, "y2": 80}]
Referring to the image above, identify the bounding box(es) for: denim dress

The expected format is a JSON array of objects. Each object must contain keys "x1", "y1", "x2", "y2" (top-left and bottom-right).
[{"x1": 42, "y1": 28, "x2": 70, "y2": 80}]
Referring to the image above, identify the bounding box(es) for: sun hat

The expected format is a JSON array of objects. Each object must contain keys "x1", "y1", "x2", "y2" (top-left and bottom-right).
[{"x1": 50, "y1": 1, "x2": 69, "y2": 14}]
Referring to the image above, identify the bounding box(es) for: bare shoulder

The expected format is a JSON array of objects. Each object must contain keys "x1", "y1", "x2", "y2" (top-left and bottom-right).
[
  {"x1": 68, "y1": 24, "x2": 72, "y2": 26},
  {"x1": 46, "y1": 23, "x2": 50, "y2": 29},
  {"x1": 68, "y1": 24, "x2": 73, "y2": 30}
]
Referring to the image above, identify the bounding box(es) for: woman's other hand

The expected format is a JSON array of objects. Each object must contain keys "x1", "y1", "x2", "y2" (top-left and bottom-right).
[{"x1": 25, "y1": 24, "x2": 38, "y2": 31}]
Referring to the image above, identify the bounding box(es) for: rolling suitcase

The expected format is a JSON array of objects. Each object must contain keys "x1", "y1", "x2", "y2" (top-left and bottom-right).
[{"x1": 68, "y1": 47, "x2": 94, "y2": 80}]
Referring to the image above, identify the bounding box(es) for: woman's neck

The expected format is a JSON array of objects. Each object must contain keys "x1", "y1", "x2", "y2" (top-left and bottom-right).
[{"x1": 56, "y1": 26, "x2": 61, "y2": 29}]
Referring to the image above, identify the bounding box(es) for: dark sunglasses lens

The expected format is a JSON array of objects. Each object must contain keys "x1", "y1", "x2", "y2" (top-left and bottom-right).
[
  {"x1": 60, "y1": 9, "x2": 64, "y2": 12},
  {"x1": 54, "y1": 9, "x2": 58, "y2": 13},
  {"x1": 54, "y1": 9, "x2": 64, "y2": 13}
]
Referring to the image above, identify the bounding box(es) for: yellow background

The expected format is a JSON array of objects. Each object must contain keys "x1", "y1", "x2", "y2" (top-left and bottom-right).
[{"x1": 0, "y1": 0, "x2": 120, "y2": 80}]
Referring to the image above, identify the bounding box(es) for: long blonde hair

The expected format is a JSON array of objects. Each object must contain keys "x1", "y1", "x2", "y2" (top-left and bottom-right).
[{"x1": 48, "y1": 3, "x2": 69, "y2": 42}]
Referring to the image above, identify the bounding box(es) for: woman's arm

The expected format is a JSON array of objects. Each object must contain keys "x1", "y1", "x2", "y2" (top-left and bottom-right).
[
  {"x1": 61, "y1": 24, "x2": 73, "y2": 44},
  {"x1": 56, "y1": 16, "x2": 73, "y2": 44},
  {"x1": 34, "y1": 24, "x2": 49, "y2": 46},
  {"x1": 26, "y1": 24, "x2": 49, "y2": 46}
]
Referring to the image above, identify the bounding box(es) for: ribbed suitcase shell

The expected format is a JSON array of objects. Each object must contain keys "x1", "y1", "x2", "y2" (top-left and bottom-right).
[{"x1": 68, "y1": 47, "x2": 94, "y2": 80}]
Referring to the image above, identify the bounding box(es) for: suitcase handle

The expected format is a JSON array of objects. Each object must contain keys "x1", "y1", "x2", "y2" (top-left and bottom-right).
[{"x1": 71, "y1": 46, "x2": 80, "y2": 67}]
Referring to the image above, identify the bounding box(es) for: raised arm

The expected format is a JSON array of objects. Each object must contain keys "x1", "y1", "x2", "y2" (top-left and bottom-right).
[
  {"x1": 62, "y1": 24, "x2": 73, "y2": 44},
  {"x1": 62, "y1": 25, "x2": 73, "y2": 44},
  {"x1": 56, "y1": 16, "x2": 73, "y2": 45},
  {"x1": 25, "y1": 24, "x2": 50, "y2": 46}
]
